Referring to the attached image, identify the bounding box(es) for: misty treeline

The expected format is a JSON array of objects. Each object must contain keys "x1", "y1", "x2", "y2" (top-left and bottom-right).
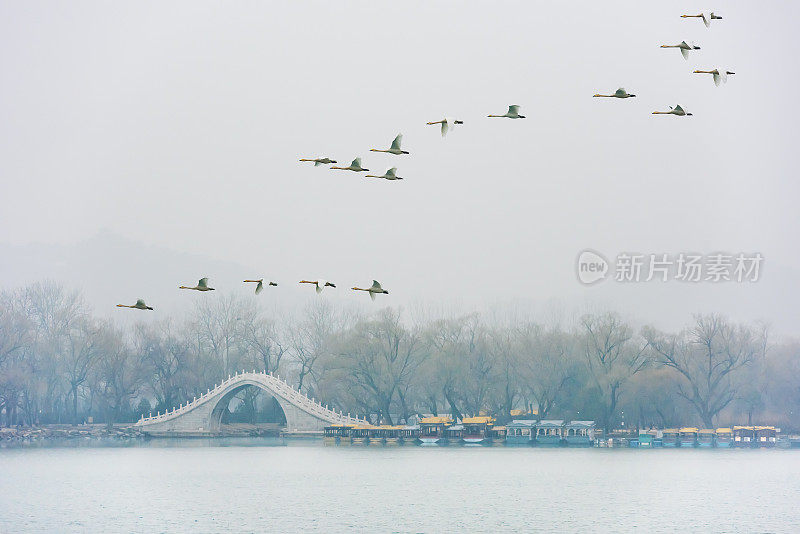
[{"x1": 1, "y1": 282, "x2": 799, "y2": 432}]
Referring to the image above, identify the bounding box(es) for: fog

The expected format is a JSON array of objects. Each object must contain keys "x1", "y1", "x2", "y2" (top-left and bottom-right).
[{"x1": 1, "y1": 1, "x2": 798, "y2": 335}]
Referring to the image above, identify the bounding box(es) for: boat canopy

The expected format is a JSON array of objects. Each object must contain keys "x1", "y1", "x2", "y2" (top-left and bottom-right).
[
  {"x1": 537, "y1": 420, "x2": 564, "y2": 428},
  {"x1": 507, "y1": 420, "x2": 537, "y2": 429},
  {"x1": 716, "y1": 427, "x2": 733, "y2": 434},
  {"x1": 565, "y1": 420, "x2": 596, "y2": 429},
  {"x1": 419, "y1": 416, "x2": 453, "y2": 424},
  {"x1": 462, "y1": 416, "x2": 494, "y2": 425}
]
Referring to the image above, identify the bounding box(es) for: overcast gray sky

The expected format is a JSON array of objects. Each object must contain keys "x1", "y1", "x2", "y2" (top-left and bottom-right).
[{"x1": 1, "y1": 1, "x2": 798, "y2": 334}]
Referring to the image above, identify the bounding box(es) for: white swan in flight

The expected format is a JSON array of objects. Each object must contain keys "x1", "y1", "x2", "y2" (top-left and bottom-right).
[
  {"x1": 300, "y1": 279, "x2": 336, "y2": 294},
  {"x1": 681, "y1": 12, "x2": 722, "y2": 28},
  {"x1": 299, "y1": 157, "x2": 337, "y2": 167},
  {"x1": 244, "y1": 279, "x2": 277, "y2": 294},
  {"x1": 426, "y1": 117, "x2": 463, "y2": 137},
  {"x1": 694, "y1": 68, "x2": 735, "y2": 86},
  {"x1": 488, "y1": 105, "x2": 525, "y2": 119},
  {"x1": 179, "y1": 277, "x2": 215, "y2": 291},
  {"x1": 660, "y1": 41, "x2": 701, "y2": 60},
  {"x1": 352, "y1": 280, "x2": 389, "y2": 301},
  {"x1": 116, "y1": 299, "x2": 154, "y2": 310},
  {"x1": 365, "y1": 168, "x2": 403, "y2": 181},
  {"x1": 370, "y1": 134, "x2": 409, "y2": 155},
  {"x1": 331, "y1": 157, "x2": 369, "y2": 172},
  {"x1": 593, "y1": 88, "x2": 636, "y2": 99},
  {"x1": 652, "y1": 105, "x2": 693, "y2": 117}
]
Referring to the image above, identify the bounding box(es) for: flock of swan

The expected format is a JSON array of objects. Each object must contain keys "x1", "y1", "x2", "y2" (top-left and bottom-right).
[
  {"x1": 595, "y1": 10, "x2": 732, "y2": 117},
  {"x1": 117, "y1": 9, "x2": 730, "y2": 312}
]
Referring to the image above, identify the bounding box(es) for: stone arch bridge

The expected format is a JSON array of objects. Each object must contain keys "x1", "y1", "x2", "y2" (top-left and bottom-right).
[{"x1": 135, "y1": 370, "x2": 364, "y2": 435}]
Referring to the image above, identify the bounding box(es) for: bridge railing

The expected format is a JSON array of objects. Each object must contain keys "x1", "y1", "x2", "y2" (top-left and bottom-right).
[{"x1": 136, "y1": 370, "x2": 365, "y2": 426}]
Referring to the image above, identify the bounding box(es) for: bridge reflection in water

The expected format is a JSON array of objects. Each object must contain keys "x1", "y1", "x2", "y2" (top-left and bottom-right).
[{"x1": 135, "y1": 371, "x2": 364, "y2": 436}]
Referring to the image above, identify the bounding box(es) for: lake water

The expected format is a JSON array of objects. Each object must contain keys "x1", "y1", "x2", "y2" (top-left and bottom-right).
[{"x1": 1, "y1": 440, "x2": 799, "y2": 533}]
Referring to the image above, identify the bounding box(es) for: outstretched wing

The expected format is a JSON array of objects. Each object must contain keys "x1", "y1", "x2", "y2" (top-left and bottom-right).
[
  {"x1": 508, "y1": 105, "x2": 520, "y2": 115},
  {"x1": 441, "y1": 120, "x2": 449, "y2": 137},
  {"x1": 702, "y1": 12, "x2": 711, "y2": 27},
  {"x1": 390, "y1": 134, "x2": 402, "y2": 150},
  {"x1": 680, "y1": 48, "x2": 690, "y2": 60},
  {"x1": 314, "y1": 160, "x2": 323, "y2": 166},
  {"x1": 255, "y1": 280, "x2": 264, "y2": 294},
  {"x1": 385, "y1": 168, "x2": 397, "y2": 177},
  {"x1": 717, "y1": 69, "x2": 728, "y2": 84},
  {"x1": 198, "y1": 277, "x2": 209, "y2": 288},
  {"x1": 136, "y1": 299, "x2": 146, "y2": 307},
  {"x1": 351, "y1": 157, "x2": 361, "y2": 168},
  {"x1": 674, "y1": 105, "x2": 685, "y2": 114},
  {"x1": 371, "y1": 280, "x2": 382, "y2": 291},
  {"x1": 615, "y1": 88, "x2": 627, "y2": 97},
  {"x1": 369, "y1": 292, "x2": 376, "y2": 301}
]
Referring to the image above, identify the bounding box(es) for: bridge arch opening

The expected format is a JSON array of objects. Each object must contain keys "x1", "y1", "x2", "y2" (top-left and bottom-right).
[{"x1": 210, "y1": 383, "x2": 287, "y2": 433}]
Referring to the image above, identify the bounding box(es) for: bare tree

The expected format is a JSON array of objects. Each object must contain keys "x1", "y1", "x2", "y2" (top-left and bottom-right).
[
  {"x1": 581, "y1": 313, "x2": 647, "y2": 433},
  {"x1": 334, "y1": 309, "x2": 423, "y2": 424},
  {"x1": 91, "y1": 324, "x2": 145, "y2": 427},
  {"x1": 643, "y1": 314, "x2": 762, "y2": 428},
  {"x1": 290, "y1": 301, "x2": 349, "y2": 393},
  {"x1": 514, "y1": 324, "x2": 578, "y2": 419}
]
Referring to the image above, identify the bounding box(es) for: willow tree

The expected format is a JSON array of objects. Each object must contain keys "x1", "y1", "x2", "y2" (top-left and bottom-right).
[{"x1": 642, "y1": 314, "x2": 762, "y2": 428}]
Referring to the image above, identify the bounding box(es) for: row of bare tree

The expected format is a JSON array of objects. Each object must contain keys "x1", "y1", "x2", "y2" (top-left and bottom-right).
[{"x1": 1, "y1": 282, "x2": 798, "y2": 431}]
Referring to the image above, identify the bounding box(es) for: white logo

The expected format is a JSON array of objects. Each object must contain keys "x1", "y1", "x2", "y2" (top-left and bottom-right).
[{"x1": 576, "y1": 249, "x2": 609, "y2": 285}]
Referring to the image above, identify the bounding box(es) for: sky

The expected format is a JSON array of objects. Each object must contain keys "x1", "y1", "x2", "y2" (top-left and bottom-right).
[{"x1": 1, "y1": 1, "x2": 798, "y2": 335}]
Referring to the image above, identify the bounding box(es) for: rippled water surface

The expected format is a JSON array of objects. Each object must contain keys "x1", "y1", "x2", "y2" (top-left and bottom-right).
[{"x1": 1, "y1": 441, "x2": 799, "y2": 533}]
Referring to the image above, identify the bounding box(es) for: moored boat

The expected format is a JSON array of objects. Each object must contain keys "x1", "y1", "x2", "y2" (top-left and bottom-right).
[
  {"x1": 351, "y1": 425, "x2": 372, "y2": 445},
  {"x1": 637, "y1": 431, "x2": 655, "y2": 448},
  {"x1": 679, "y1": 427, "x2": 698, "y2": 448},
  {"x1": 400, "y1": 425, "x2": 420, "y2": 443},
  {"x1": 461, "y1": 416, "x2": 495, "y2": 444},
  {"x1": 755, "y1": 426, "x2": 777, "y2": 448},
  {"x1": 563, "y1": 421, "x2": 596, "y2": 447},
  {"x1": 368, "y1": 425, "x2": 403, "y2": 445},
  {"x1": 323, "y1": 424, "x2": 353, "y2": 445},
  {"x1": 489, "y1": 426, "x2": 506, "y2": 445},
  {"x1": 662, "y1": 429, "x2": 679, "y2": 448},
  {"x1": 418, "y1": 416, "x2": 452, "y2": 444},
  {"x1": 715, "y1": 428, "x2": 733, "y2": 448},
  {"x1": 733, "y1": 426, "x2": 755, "y2": 448},
  {"x1": 506, "y1": 420, "x2": 536, "y2": 446},
  {"x1": 697, "y1": 428, "x2": 715, "y2": 448},
  {"x1": 535, "y1": 420, "x2": 564, "y2": 447}
]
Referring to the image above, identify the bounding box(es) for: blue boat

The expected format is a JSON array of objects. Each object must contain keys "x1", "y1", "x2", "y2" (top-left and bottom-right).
[
  {"x1": 535, "y1": 420, "x2": 564, "y2": 447},
  {"x1": 505, "y1": 420, "x2": 536, "y2": 445},
  {"x1": 637, "y1": 432, "x2": 655, "y2": 448},
  {"x1": 662, "y1": 429, "x2": 679, "y2": 448},
  {"x1": 679, "y1": 428, "x2": 698, "y2": 448},
  {"x1": 714, "y1": 428, "x2": 732, "y2": 448},
  {"x1": 697, "y1": 429, "x2": 715, "y2": 448},
  {"x1": 563, "y1": 421, "x2": 596, "y2": 447}
]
